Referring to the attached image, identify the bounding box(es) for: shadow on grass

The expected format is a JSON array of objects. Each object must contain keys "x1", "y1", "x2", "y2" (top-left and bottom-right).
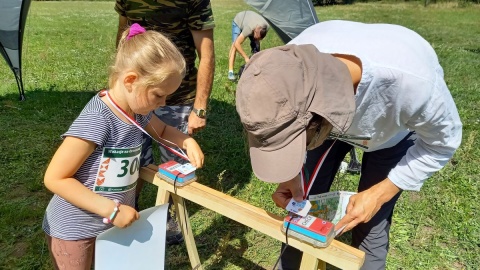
[
  {"x1": 165, "y1": 215, "x2": 268, "y2": 270},
  {"x1": 0, "y1": 88, "x2": 98, "y2": 269},
  {"x1": 194, "y1": 98, "x2": 252, "y2": 193}
]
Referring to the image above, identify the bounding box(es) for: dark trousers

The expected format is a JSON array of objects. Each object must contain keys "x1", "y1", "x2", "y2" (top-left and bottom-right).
[{"x1": 279, "y1": 134, "x2": 415, "y2": 270}]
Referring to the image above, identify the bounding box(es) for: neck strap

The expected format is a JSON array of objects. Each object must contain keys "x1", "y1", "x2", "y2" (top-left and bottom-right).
[
  {"x1": 301, "y1": 141, "x2": 336, "y2": 199},
  {"x1": 103, "y1": 90, "x2": 189, "y2": 161}
]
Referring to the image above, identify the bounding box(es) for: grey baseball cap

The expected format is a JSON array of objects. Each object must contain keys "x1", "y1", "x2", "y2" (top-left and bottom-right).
[{"x1": 236, "y1": 44, "x2": 356, "y2": 183}]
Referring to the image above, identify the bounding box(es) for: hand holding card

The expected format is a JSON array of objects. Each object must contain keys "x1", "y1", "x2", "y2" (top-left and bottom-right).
[{"x1": 286, "y1": 199, "x2": 312, "y2": 217}]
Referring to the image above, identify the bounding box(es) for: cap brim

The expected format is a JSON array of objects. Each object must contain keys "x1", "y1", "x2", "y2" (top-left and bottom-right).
[{"x1": 248, "y1": 132, "x2": 306, "y2": 183}]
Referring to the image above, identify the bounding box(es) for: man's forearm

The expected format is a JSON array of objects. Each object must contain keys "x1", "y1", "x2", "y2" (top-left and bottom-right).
[
  {"x1": 370, "y1": 178, "x2": 402, "y2": 204},
  {"x1": 192, "y1": 29, "x2": 215, "y2": 109},
  {"x1": 193, "y1": 54, "x2": 214, "y2": 109}
]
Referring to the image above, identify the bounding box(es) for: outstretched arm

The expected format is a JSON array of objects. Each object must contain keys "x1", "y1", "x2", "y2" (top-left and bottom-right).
[
  {"x1": 229, "y1": 34, "x2": 248, "y2": 72},
  {"x1": 337, "y1": 75, "x2": 462, "y2": 234},
  {"x1": 335, "y1": 178, "x2": 401, "y2": 234},
  {"x1": 234, "y1": 34, "x2": 249, "y2": 62}
]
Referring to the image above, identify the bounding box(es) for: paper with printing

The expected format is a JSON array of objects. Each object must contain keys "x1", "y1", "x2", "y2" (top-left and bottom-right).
[{"x1": 309, "y1": 191, "x2": 356, "y2": 225}]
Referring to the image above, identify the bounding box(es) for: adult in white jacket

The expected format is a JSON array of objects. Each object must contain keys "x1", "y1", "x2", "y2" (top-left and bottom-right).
[{"x1": 235, "y1": 20, "x2": 462, "y2": 270}]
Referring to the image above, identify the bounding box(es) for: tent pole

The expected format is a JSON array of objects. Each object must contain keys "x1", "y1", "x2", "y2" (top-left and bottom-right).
[
  {"x1": 14, "y1": 69, "x2": 26, "y2": 101},
  {"x1": 17, "y1": 0, "x2": 32, "y2": 101}
]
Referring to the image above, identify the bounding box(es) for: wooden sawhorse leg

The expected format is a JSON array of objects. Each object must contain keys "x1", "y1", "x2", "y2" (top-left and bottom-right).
[
  {"x1": 300, "y1": 253, "x2": 327, "y2": 270},
  {"x1": 155, "y1": 186, "x2": 202, "y2": 270}
]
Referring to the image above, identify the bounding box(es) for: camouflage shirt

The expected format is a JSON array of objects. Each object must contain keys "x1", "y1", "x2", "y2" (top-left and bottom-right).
[{"x1": 115, "y1": 0, "x2": 215, "y2": 105}]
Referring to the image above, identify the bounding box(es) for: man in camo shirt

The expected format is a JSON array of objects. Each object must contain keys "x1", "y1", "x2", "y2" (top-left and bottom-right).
[{"x1": 115, "y1": 0, "x2": 215, "y2": 245}]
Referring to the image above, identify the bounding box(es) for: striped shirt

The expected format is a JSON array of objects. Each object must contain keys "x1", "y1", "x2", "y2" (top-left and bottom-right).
[{"x1": 43, "y1": 93, "x2": 152, "y2": 240}]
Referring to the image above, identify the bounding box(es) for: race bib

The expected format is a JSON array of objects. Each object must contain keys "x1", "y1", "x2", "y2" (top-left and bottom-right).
[{"x1": 93, "y1": 145, "x2": 142, "y2": 193}]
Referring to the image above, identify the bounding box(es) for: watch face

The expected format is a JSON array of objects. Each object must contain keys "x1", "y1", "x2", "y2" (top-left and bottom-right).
[{"x1": 195, "y1": 108, "x2": 206, "y2": 118}]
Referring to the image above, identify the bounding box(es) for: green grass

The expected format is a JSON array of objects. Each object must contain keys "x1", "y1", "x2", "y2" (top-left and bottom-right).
[{"x1": 1, "y1": 1, "x2": 479, "y2": 269}]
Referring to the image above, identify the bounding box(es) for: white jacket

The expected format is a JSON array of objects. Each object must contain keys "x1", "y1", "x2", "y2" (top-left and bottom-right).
[{"x1": 290, "y1": 20, "x2": 462, "y2": 191}]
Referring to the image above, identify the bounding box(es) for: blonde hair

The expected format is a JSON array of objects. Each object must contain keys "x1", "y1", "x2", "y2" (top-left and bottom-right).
[{"x1": 109, "y1": 26, "x2": 186, "y2": 89}]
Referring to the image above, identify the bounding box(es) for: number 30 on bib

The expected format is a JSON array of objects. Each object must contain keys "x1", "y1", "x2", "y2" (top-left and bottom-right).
[{"x1": 93, "y1": 145, "x2": 142, "y2": 193}]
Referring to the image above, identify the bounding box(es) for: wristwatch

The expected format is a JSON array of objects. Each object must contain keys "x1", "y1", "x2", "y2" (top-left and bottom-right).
[{"x1": 192, "y1": 108, "x2": 207, "y2": 118}]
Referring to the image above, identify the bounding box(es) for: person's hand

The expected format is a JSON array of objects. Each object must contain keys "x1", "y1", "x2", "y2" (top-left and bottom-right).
[
  {"x1": 272, "y1": 174, "x2": 304, "y2": 209},
  {"x1": 187, "y1": 112, "x2": 206, "y2": 135},
  {"x1": 335, "y1": 178, "x2": 401, "y2": 235},
  {"x1": 112, "y1": 204, "x2": 139, "y2": 228},
  {"x1": 244, "y1": 56, "x2": 250, "y2": 63},
  {"x1": 183, "y1": 137, "x2": 204, "y2": 168}
]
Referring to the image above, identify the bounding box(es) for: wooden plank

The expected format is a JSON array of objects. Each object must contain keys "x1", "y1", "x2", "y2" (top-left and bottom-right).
[
  {"x1": 140, "y1": 166, "x2": 365, "y2": 270},
  {"x1": 300, "y1": 253, "x2": 326, "y2": 270},
  {"x1": 155, "y1": 186, "x2": 170, "y2": 205},
  {"x1": 171, "y1": 194, "x2": 203, "y2": 270},
  {"x1": 318, "y1": 260, "x2": 327, "y2": 270}
]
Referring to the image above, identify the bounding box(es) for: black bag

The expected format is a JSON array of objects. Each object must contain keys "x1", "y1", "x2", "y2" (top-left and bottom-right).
[{"x1": 238, "y1": 64, "x2": 246, "y2": 78}]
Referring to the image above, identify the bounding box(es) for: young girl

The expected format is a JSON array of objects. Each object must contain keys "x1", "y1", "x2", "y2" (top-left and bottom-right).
[{"x1": 42, "y1": 24, "x2": 204, "y2": 269}]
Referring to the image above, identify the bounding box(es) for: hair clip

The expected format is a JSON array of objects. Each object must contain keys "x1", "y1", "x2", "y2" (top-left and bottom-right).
[{"x1": 127, "y1": 23, "x2": 146, "y2": 40}]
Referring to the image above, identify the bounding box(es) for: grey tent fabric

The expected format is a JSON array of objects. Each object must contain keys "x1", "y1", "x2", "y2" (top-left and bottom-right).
[
  {"x1": 244, "y1": 0, "x2": 319, "y2": 44},
  {"x1": 0, "y1": 0, "x2": 32, "y2": 100}
]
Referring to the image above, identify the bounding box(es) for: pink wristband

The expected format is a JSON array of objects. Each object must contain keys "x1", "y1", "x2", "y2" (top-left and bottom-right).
[{"x1": 103, "y1": 199, "x2": 121, "y2": 224}]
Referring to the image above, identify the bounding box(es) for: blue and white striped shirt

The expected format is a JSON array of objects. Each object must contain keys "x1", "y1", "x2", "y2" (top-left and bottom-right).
[{"x1": 43, "y1": 93, "x2": 152, "y2": 240}]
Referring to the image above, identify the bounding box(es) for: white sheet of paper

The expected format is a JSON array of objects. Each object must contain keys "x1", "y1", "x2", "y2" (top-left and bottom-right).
[
  {"x1": 95, "y1": 204, "x2": 169, "y2": 270},
  {"x1": 335, "y1": 225, "x2": 347, "y2": 237}
]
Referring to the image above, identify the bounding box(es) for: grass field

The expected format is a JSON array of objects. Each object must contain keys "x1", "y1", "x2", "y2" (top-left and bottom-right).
[{"x1": 0, "y1": 1, "x2": 479, "y2": 269}]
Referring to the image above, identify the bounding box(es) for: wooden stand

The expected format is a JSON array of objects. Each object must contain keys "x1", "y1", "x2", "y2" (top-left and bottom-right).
[{"x1": 140, "y1": 165, "x2": 365, "y2": 270}]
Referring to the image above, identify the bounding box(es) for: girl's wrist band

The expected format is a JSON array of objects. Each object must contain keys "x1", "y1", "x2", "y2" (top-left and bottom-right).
[{"x1": 103, "y1": 199, "x2": 121, "y2": 224}]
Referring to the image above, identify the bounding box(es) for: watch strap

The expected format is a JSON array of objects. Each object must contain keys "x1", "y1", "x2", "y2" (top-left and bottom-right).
[{"x1": 192, "y1": 108, "x2": 207, "y2": 118}]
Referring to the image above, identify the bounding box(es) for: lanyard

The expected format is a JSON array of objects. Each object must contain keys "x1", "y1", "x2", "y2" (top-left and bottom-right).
[
  {"x1": 104, "y1": 90, "x2": 189, "y2": 161},
  {"x1": 301, "y1": 141, "x2": 336, "y2": 199}
]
